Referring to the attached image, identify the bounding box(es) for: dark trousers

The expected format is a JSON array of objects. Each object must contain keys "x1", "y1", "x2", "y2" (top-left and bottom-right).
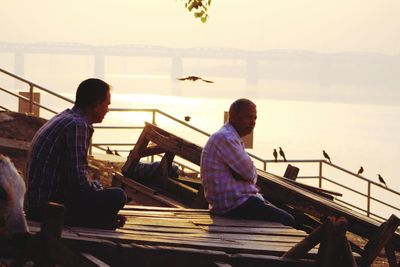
[
  {"x1": 224, "y1": 196, "x2": 295, "y2": 226},
  {"x1": 27, "y1": 187, "x2": 127, "y2": 229},
  {"x1": 65, "y1": 187, "x2": 127, "y2": 229}
]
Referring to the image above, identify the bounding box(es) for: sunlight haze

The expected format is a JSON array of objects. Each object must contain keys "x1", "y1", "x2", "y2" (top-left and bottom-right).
[{"x1": 1, "y1": 0, "x2": 400, "y2": 53}]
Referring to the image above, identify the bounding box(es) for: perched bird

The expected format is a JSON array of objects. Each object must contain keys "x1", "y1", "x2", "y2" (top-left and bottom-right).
[
  {"x1": 323, "y1": 150, "x2": 331, "y2": 163},
  {"x1": 114, "y1": 150, "x2": 121, "y2": 156},
  {"x1": 377, "y1": 174, "x2": 387, "y2": 187},
  {"x1": 177, "y1": 75, "x2": 214, "y2": 83},
  {"x1": 357, "y1": 166, "x2": 364, "y2": 176},
  {"x1": 279, "y1": 147, "x2": 287, "y2": 162},
  {"x1": 273, "y1": 149, "x2": 278, "y2": 162},
  {"x1": 184, "y1": 116, "x2": 191, "y2": 122},
  {"x1": 106, "y1": 146, "x2": 113, "y2": 155}
]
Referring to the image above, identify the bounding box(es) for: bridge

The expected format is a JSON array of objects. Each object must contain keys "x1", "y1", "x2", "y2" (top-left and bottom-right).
[{"x1": 1, "y1": 41, "x2": 399, "y2": 87}]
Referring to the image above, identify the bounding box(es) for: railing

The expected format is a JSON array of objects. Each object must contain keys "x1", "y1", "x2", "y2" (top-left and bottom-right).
[{"x1": 1, "y1": 67, "x2": 399, "y2": 222}]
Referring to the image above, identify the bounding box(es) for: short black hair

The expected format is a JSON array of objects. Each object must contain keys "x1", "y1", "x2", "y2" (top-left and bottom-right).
[
  {"x1": 229, "y1": 98, "x2": 256, "y2": 118},
  {"x1": 75, "y1": 78, "x2": 110, "y2": 109}
]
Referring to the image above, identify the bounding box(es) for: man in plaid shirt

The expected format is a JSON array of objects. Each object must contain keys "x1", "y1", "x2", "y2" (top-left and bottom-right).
[
  {"x1": 200, "y1": 99, "x2": 294, "y2": 226},
  {"x1": 26, "y1": 78, "x2": 127, "y2": 229}
]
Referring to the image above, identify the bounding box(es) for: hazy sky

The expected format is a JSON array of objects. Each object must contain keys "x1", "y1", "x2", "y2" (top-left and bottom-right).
[{"x1": 1, "y1": 0, "x2": 400, "y2": 54}]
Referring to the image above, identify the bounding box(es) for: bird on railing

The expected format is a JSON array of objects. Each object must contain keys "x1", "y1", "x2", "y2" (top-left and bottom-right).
[
  {"x1": 177, "y1": 75, "x2": 214, "y2": 83},
  {"x1": 357, "y1": 166, "x2": 364, "y2": 176},
  {"x1": 273, "y1": 149, "x2": 278, "y2": 162},
  {"x1": 323, "y1": 150, "x2": 331, "y2": 163},
  {"x1": 377, "y1": 174, "x2": 387, "y2": 187},
  {"x1": 279, "y1": 147, "x2": 287, "y2": 162},
  {"x1": 114, "y1": 150, "x2": 121, "y2": 156},
  {"x1": 106, "y1": 146, "x2": 113, "y2": 155}
]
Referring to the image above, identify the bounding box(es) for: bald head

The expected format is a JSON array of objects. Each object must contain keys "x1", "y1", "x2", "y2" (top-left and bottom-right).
[{"x1": 228, "y1": 98, "x2": 257, "y2": 137}]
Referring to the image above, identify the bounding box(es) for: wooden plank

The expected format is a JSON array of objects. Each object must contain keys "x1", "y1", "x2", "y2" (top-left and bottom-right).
[
  {"x1": 122, "y1": 204, "x2": 202, "y2": 212},
  {"x1": 113, "y1": 172, "x2": 187, "y2": 208},
  {"x1": 361, "y1": 214, "x2": 400, "y2": 266},
  {"x1": 282, "y1": 176, "x2": 342, "y2": 198},
  {"x1": 76, "y1": 231, "x2": 320, "y2": 256},
  {"x1": 0, "y1": 137, "x2": 30, "y2": 150},
  {"x1": 80, "y1": 253, "x2": 110, "y2": 267},
  {"x1": 78, "y1": 227, "x2": 306, "y2": 244},
  {"x1": 140, "y1": 145, "x2": 166, "y2": 157},
  {"x1": 256, "y1": 169, "x2": 400, "y2": 248},
  {"x1": 282, "y1": 224, "x2": 325, "y2": 260},
  {"x1": 127, "y1": 124, "x2": 399, "y2": 250},
  {"x1": 384, "y1": 239, "x2": 399, "y2": 267},
  {"x1": 117, "y1": 223, "x2": 306, "y2": 237},
  {"x1": 121, "y1": 129, "x2": 150, "y2": 176},
  {"x1": 118, "y1": 243, "x2": 318, "y2": 267},
  {"x1": 120, "y1": 210, "x2": 290, "y2": 228},
  {"x1": 201, "y1": 225, "x2": 308, "y2": 236},
  {"x1": 143, "y1": 123, "x2": 202, "y2": 165}
]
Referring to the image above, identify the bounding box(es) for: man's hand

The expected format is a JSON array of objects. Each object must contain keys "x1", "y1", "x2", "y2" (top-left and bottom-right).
[{"x1": 91, "y1": 180, "x2": 103, "y2": 191}]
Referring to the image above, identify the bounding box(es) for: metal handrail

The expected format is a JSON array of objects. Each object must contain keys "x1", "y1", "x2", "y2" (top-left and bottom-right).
[{"x1": 1, "y1": 66, "x2": 399, "y2": 222}]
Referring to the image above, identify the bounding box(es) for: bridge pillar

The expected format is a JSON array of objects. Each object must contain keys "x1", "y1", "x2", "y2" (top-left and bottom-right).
[
  {"x1": 14, "y1": 52, "x2": 24, "y2": 77},
  {"x1": 318, "y1": 60, "x2": 332, "y2": 87},
  {"x1": 246, "y1": 56, "x2": 258, "y2": 85},
  {"x1": 94, "y1": 54, "x2": 105, "y2": 79},
  {"x1": 171, "y1": 56, "x2": 183, "y2": 81}
]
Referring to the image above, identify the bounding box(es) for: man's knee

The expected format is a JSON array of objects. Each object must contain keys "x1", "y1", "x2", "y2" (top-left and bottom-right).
[
  {"x1": 110, "y1": 187, "x2": 127, "y2": 208},
  {"x1": 283, "y1": 212, "x2": 295, "y2": 226}
]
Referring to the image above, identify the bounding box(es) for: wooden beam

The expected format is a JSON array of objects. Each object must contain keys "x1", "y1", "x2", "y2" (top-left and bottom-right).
[
  {"x1": 122, "y1": 129, "x2": 150, "y2": 176},
  {"x1": 0, "y1": 137, "x2": 30, "y2": 151},
  {"x1": 141, "y1": 145, "x2": 166, "y2": 157},
  {"x1": 317, "y1": 216, "x2": 356, "y2": 267},
  {"x1": 384, "y1": 239, "x2": 399, "y2": 267},
  {"x1": 152, "y1": 151, "x2": 175, "y2": 188},
  {"x1": 113, "y1": 172, "x2": 187, "y2": 208},
  {"x1": 361, "y1": 214, "x2": 400, "y2": 266},
  {"x1": 281, "y1": 224, "x2": 325, "y2": 260}
]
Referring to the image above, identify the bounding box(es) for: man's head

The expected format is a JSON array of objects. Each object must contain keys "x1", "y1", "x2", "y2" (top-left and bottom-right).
[
  {"x1": 228, "y1": 98, "x2": 257, "y2": 137},
  {"x1": 75, "y1": 78, "x2": 111, "y2": 124}
]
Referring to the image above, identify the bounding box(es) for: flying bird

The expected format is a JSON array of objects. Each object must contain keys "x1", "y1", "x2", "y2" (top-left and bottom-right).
[
  {"x1": 106, "y1": 146, "x2": 113, "y2": 155},
  {"x1": 377, "y1": 174, "x2": 387, "y2": 187},
  {"x1": 184, "y1": 116, "x2": 191, "y2": 122},
  {"x1": 114, "y1": 150, "x2": 121, "y2": 156},
  {"x1": 177, "y1": 75, "x2": 214, "y2": 83},
  {"x1": 273, "y1": 149, "x2": 278, "y2": 162},
  {"x1": 279, "y1": 147, "x2": 287, "y2": 162},
  {"x1": 357, "y1": 166, "x2": 364, "y2": 176},
  {"x1": 323, "y1": 150, "x2": 331, "y2": 163}
]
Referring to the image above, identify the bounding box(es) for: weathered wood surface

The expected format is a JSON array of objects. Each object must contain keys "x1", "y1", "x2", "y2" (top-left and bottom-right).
[
  {"x1": 121, "y1": 123, "x2": 400, "y2": 251},
  {"x1": 0, "y1": 137, "x2": 30, "y2": 151},
  {"x1": 113, "y1": 172, "x2": 187, "y2": 208},
  {"x1": 256, "y1": 169, "x2": 400, "y2": 249},
  {"x1": 26, "y1": 205, "x2": 321, "y2": 266},
  {"x1": 361, "y1": 214, "x2": 400, "y2": 266}
]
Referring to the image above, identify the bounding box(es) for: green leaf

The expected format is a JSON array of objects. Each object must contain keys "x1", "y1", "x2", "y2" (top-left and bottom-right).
[{"x1": 194, "y1": 11, "x2": 204, "y2": 18}]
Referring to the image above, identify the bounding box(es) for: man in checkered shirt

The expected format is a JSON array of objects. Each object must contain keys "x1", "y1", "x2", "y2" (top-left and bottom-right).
[
  {"x1": 26, "y1": 78, "x2": 127, "y2": 229},
  {"x1": 200, "y1": 98, "x2": 294, "y2": 226}
]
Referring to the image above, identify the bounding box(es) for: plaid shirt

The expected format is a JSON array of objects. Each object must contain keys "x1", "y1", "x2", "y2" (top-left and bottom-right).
[
  {"x1": 27, "y1": 106, "x2": 97, "y2": 209},
  {"x1": 200, "y1": 123, "x2": 261, "y2": 214}
]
